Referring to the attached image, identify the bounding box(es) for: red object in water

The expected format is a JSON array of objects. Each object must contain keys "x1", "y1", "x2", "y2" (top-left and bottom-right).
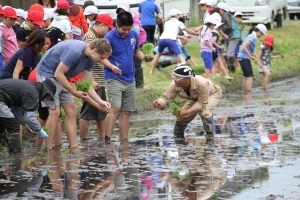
[{"x1": 268, "y1": 133, "x2": 279, "y2": 143}]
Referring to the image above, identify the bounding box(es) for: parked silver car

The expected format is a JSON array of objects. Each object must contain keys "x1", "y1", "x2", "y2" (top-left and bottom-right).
[{"x1": 287, "y1": 0, "x2": 300, "y2": 20}]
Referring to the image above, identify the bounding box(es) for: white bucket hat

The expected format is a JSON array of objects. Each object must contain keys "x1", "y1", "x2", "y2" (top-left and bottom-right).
[
  {"x1": 234, "y1": 11, "x2": 243, "y2": 17},
  {"x1": 215, "y1": 22, "x2": 224, "y2": 29},
  {"x1": 14, "y1": 8, "x2": 27, "y2": 20},
  {"x1": 44, "y1": 8, "x2": 55, "y2": 20},
  {"x1": 205, "y1": 15, "x2": 216, "y2": 24},
  {"x1": 84, "y1": 5, "x2": 98, "y2": 15}
]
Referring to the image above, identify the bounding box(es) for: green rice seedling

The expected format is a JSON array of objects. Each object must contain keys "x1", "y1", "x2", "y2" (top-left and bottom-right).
[
  {"x1": 169, "y1": 98, "x2": 185, "y2": 115},
  {"x1": 141, "y1": 43, "x2": 154, "y2": 56},
  {"x1": 42, "y1": 126, "x2": 50, "y2": 133},
  {"x1": 169, "y1": 102, "x2": 182, "y2": 115},
  {"x1": 141, "y1": 43, "x2": 154, "y2": 57},
  {"x1": 76, "y1": 79, "x2": 93, "y2": 92}
]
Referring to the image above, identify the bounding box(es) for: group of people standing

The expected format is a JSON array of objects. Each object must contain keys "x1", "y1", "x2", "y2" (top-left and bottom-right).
[
  {"x1": 0, "y1": 0, "x2": 278, "y2": 153},
  {"x1": 152, "y1": 0, "x2": 277, "y2": 137},
  {"x1": 0, "y1": 0, "x2": 154, "y2": 153}
]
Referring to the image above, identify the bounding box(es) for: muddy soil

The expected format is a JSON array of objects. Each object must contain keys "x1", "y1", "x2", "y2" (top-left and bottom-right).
[{"x1": 0, "y1": 77, "x2": 300, "y2": 199}]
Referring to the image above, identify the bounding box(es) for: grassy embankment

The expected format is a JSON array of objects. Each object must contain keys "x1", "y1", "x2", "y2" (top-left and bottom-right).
[{"x1": 136, "y1": 21, "x2": 300, "y2": 111}]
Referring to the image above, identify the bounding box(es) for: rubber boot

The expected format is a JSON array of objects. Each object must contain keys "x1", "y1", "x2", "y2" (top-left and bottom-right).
[
  {"x1": 8, "y1": 134, "x2": 21, "y2": 153},
  {"x1": 227, "y1": 57, "x2": 236, "y2": 73},
  {"x1": 173, "y1": 121, "x2": 187, "y2": 138},
  {"x1": 135, "y1": 67, "x2": 144, "y2": 88},
  {"x1": 105, "y1": 135, "x2": 111, "y2": 144},
  {"x1": 135, "y1": 57, "x2": 144, "y2": 88},
  {"x1": 201, "y1": 116, "x2": 214, "y2": 135}
]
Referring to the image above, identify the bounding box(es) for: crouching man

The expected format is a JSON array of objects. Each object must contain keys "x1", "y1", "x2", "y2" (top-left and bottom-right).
[
  {"x1": 153, "y1": 64, "x2": 222, "y2": 137},
  {"x1": 0, "y1": 78, "x2": 56, "y2": 153}
]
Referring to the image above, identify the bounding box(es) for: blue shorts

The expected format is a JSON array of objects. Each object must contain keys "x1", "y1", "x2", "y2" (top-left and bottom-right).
[
  {"x1": 201, "y1": 51, "x2": 213, "y2": 69},
  {"x1": 158, "y1": 39, "x2": 181, "y2": 55},
  {"x1": 235, "y1": 45, "x2": 240, "y2": 56}
]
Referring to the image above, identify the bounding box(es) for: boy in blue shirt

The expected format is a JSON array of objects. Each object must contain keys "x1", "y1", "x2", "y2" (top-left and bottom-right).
[{"x1": 103, "y1": 12, "x2": 146, "y2": 142}]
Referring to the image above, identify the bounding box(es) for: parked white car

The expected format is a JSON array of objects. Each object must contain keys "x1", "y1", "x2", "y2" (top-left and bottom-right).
[
  {"x1": 287, "y1": 0, "x2": 300, "y2": 20},
  {"x1": 155, "y1": 0, "x2": 190, "y2": 22},
  {"x1": 225, "y1": 0, "x2": 288, "y2": 29}
]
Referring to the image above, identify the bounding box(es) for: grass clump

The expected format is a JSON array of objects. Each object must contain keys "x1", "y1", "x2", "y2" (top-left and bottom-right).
[{"x1": 76, "y1": 79, "x2": 93, "y2": 92}]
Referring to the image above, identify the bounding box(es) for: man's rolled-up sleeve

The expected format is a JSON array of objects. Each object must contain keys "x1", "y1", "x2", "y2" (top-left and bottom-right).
[{"x1": 156, "y1": 82, "x2": 178, "y2": 109}]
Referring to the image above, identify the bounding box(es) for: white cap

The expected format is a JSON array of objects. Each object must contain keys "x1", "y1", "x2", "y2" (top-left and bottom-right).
[
  {"x1": 256, "y1": 23, "x2": 267, "y2": 35},
  {"x1": 169, "y1": 9, "x2": 181, "y2": 17},
  {"x1": 215, "y1": 22, "x2": 224, "y2": 29},
  {"x1": 212, "y1": 0, "x2": 218, "y2": 7},
  {"x1": 14, "y1": 8, "x2": 27, "y2": 20},
  {"x1": 84, "y1": 5, "x2": 98, "y2": 15},
  {"x1": 206, "y1": 0, "x2": 213, "y2": 6},
  {"x1": 234, "y1": 11, "x2": 243, "y2": 17},
  {"x1": 198, "y1": 0, "x2": 207, "y2": 4},
  {"x1": 44, "y1": 8, "x2": 55, "y2": 20},
  {"x1": 116, "y1": 2, "x2": 130, "y2": 13},
  {"x1": 205, "y1": 15, "x2": 216, "y2": 24},
  {"x1": 209, "y1": 12, "x2": 222, "y2": 24},
  {"x1": 217, "y1": 2, "x2": 230, "y2": 12}
]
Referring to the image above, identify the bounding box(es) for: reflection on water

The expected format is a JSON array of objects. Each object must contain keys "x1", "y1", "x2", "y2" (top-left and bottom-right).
[{"x1": 0, "y1": 78, "x2": 300, "y2": 199}]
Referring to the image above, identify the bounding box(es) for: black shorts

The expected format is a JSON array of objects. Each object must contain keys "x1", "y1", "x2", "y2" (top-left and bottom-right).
[
  {"x1": 80, "y1": 86, "x2": 107, "y2": 121},
  {"x1": 38, "y1": 101, "x2": 62, "y2": 121},
  {"x1": 38, "y1": 101, "x2": 49, "y2": 121},
  {"x1": 212, "y1": 51, "x2": 218, "y2": 61},
  {"x1": 0, "y1": 117, "x2": 20, "y2": 134},
  {"x1": 239, "y1": 59, "x2": 253, "y2": 77}
]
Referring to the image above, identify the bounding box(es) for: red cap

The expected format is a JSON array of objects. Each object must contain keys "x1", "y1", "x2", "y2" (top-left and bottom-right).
[
  {"x1": 57, "y1": 0, "x2": 71, "y2": 9},
  {"x1": 268, "y1": 133, "x2": 278, "y2": 143},
  {"x1": 0, "y1": 6, "x2": 4, "y2": 15},
  {"x1": 264, "y1": 35, "x2": 274, "y2": 46},
  {"x1": 29, "y1": 3, "x2": 44, "y2": 14},
  {"x1": 96, "y1": 14, "x2": 114, "y2": 30},
  {"x1": 3, "y1": 6, "x2": 17, "y2": 19},
  {"x1": 27, "y1": 10, "x2": 45, "y2": 26}
]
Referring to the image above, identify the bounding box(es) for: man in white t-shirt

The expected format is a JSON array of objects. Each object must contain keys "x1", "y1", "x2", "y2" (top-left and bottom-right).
[{"x1": 149, "y1": 9, "x2": 196, "y2": 75}]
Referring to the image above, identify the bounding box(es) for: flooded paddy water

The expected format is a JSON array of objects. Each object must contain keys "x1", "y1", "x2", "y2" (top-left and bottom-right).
[{"x1": 1, "y1": 77, "x2": 300, "y2": 199}]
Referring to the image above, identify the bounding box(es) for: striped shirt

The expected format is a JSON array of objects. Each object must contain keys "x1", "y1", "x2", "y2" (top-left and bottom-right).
[
  {"x1": 0, "y1": 29, "x2": 3, "y2": 54},
  {"x1": 82, "y1": 28, "x2": 105, "y2": 87}
]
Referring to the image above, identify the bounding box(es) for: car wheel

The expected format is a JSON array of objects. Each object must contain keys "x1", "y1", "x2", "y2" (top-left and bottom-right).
[
  {"x1": 277, "y1": 14, "x2": 284, "y2": 27},
  {"x1": 289, "y1": 13, "x2": 295, "y2": 20}
]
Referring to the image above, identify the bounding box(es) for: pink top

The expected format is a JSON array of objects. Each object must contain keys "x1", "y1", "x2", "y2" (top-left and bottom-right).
[
  {"x1": 200, "y1": 27, "x2": 213, "y2": 53},
  {"x1": 0, "y1": 23, "x2": 18, "y2": 64},
  {"x1": 132, "y1": 12, "x2": 147, "y2": 45}
]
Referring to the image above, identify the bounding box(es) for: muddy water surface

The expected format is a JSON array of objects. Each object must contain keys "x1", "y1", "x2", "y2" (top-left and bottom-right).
[{"x1": 0, "y1": 77, "x2": 300, "y2": 199}]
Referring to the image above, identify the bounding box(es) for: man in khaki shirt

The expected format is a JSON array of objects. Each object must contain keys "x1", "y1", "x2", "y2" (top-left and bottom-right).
[{"x1": 153, "y1": 64, "x2": 222, "y2": 137}]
